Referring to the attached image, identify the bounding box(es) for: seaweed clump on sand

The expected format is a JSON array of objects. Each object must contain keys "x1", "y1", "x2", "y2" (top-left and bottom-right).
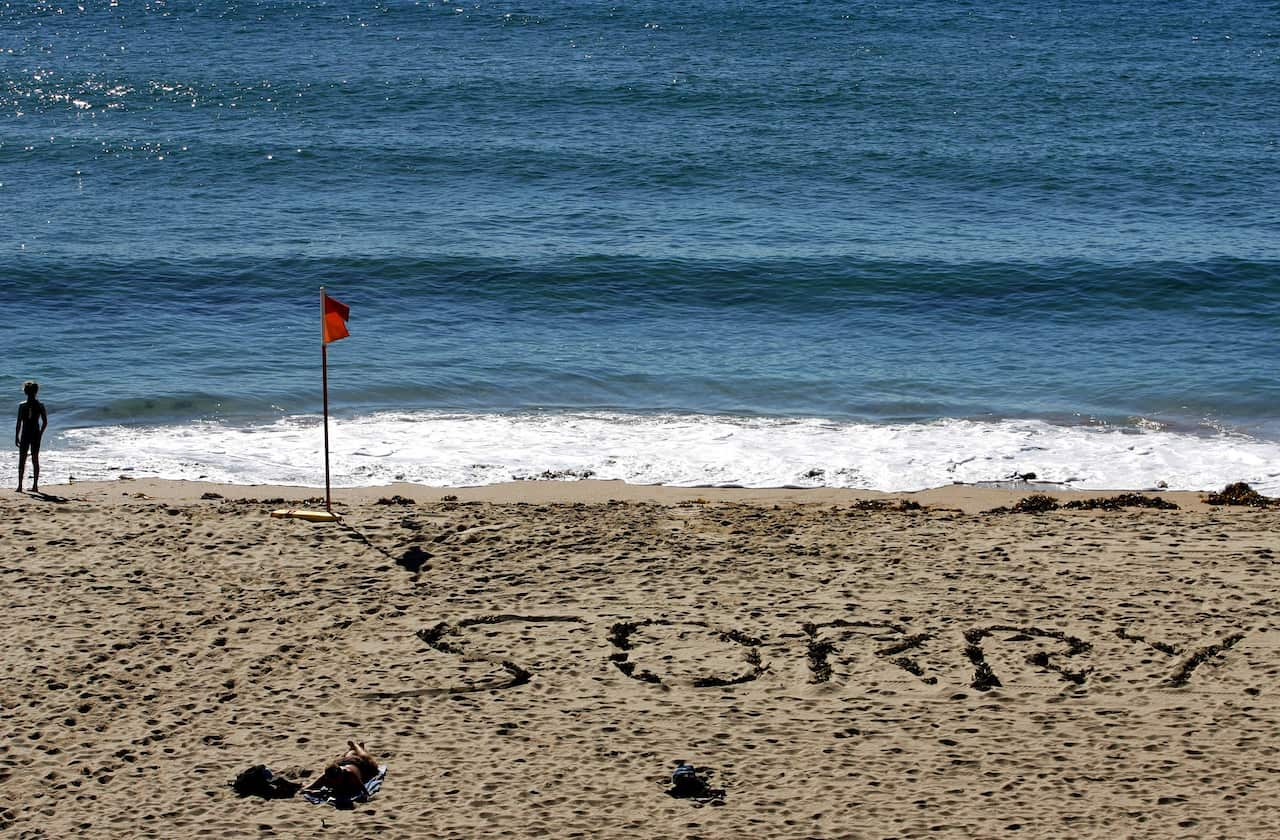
[
  {"x1": 987, "y1": 493, "x2": 1179, "y2": 514},
  {"x1": 1062, "y1": 494, "x2": 1179, "y2": 511},
  {"x1": 986, "y1": 494, "x2": 1062, "y2": 514},
  {"x1": 848, "y1": 499, "x2": 923, "y2": 512},
  {"x1": 219, "y1": 497, "x2": 288, "y2": 507},
  {"x1": 1204, "y1": 482, "x2": 1279, "y2": 509}
]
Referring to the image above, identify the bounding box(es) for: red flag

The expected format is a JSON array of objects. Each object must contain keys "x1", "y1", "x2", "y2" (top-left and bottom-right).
[{"x1": 322, "y1": 293, "x2": 349, "y2": 344}]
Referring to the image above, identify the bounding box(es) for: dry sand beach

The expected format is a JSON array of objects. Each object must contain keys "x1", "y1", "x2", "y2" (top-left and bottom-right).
[{"x1": 2, "y1": 479, "x2": 1279, "y2": 838}]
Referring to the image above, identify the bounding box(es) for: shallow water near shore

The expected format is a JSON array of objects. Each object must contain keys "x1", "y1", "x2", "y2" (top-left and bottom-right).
[{"x1": 3, "y1": 1, "x2": 1278, "y2": 490}]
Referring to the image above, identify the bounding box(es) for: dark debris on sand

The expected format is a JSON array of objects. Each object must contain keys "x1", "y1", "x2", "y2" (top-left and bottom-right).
[
  {"x1": 1205, "y1": 482, "x2": 1279, "y2": 509},
  {"x1": 1063, "y1": 494, "x2": 1179, "y2": 511},
  {"x1": 987, "y1": 493, "x2": 1179, "y2": 514},
  {"x1": 216, "y1": 496, "x2": 330, "y2": 508},
  {"x1": 375, "y1": 495, "x2": 417, "y2": 506},
  {"x1": 848, "y1": 499, "x2": 923, "y2": 512}
]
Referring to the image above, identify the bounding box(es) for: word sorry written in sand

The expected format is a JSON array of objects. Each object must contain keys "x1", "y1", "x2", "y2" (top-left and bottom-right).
[{"x1": 368, "y1": 615, "x2": 1264, "y2": 698}]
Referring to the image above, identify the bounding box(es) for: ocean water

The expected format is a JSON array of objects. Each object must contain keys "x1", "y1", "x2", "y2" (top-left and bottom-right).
[{"x1": 3, "y1": 1, "x2": 1278, "y2": 492}]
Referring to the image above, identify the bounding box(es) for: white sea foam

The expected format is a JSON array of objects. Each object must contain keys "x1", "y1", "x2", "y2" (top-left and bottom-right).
[{"x1": 22, "y1": 411, "x2": 1280, "y2": 494}]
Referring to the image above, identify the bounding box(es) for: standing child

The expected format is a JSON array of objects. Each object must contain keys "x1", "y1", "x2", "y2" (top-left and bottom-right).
[{"x1": 16, "y1": 380, "x2": 48, "y2": 493}]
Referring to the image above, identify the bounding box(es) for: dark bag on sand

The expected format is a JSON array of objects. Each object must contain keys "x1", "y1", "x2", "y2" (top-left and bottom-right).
[
  {"x1": 670, "y1": 764, "x2": 707, "y2": 797},
  {"x1": 232, "y1": 765, "x2": 301, "y2": 800}
]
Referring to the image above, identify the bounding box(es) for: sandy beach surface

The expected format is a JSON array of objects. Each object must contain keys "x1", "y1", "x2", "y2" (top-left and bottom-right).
[{"x1": 2, "y1": 479, "x2": 1278, "y2": 839}]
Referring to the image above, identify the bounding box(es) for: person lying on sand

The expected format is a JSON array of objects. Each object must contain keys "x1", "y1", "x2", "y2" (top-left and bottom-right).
[{"x1": 302, "y1": 740, "x2": 380, "y2": 800}]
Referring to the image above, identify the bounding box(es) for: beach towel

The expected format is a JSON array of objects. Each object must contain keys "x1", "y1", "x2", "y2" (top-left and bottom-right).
[{"x1": 303, "y1": 765, "x2": 387, "y2": 809}]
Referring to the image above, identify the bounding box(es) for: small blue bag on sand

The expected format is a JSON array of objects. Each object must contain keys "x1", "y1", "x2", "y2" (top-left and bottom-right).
[{"x1": 671, "y1": 763, "x2": 705, "y2": 796}]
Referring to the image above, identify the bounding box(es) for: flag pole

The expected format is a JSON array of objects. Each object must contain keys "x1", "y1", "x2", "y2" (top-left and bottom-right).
[
  {"x1": 269, "y1": 288, "x2": 342, "y2": 522},
  {"x1": 320, "y1": 286, "x2": 333, "y2": 512}
]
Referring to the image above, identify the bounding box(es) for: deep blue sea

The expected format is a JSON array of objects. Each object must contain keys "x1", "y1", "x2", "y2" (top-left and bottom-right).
[{"x1": 3, "y1": 1, "x2": 1278, "y2": 491}]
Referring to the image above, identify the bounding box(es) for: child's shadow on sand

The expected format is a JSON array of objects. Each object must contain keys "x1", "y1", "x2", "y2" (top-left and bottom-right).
[{"x1": 23, "y1": 491, "x2": 71, "y2": 503}]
